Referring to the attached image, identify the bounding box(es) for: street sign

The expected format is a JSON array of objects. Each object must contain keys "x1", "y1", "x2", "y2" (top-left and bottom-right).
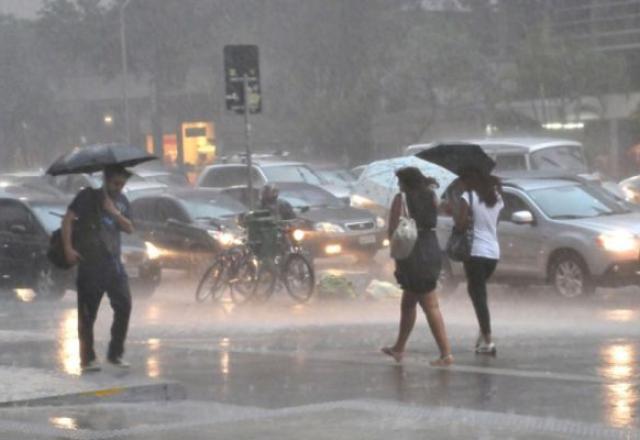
[{"x1": 224, "y1": 45, "x2": 262, "y2": 114}]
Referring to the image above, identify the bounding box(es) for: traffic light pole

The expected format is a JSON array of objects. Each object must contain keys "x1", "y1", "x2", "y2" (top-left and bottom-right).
[{"x1": 243, "y1": 75, "x2": 254, "y2": 209}]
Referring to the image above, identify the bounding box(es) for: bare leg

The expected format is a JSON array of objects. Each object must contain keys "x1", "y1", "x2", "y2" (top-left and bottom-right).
[
  {"x1": 382, "y1": 291, "x2": 417, "y2": 362},
  {"x1": 418, "y1": 291, "x2": 453, "y2": 365}
]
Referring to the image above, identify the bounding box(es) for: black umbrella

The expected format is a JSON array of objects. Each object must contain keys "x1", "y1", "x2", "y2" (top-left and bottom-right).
[
  {"x1": 46, "y1": 144, "x2": 157, "y2": 176},
  {"x1": 416, "y1": 143, "x2": 495, "y2": 175}
]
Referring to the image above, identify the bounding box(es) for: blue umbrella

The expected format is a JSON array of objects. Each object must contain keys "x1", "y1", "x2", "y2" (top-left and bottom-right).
[{"x1": 47, "y1": 144, "x2": 157, "y2": 176}]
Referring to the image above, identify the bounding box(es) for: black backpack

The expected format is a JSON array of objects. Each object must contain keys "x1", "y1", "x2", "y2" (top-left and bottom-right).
[{"x1": 47, "y1": 189, "x2": 103, "y2": 270}]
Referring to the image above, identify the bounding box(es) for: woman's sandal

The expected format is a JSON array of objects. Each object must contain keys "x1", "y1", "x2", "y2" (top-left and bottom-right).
[
  {"x1": 381, "y1": 347, "x2": 404, "y2": 363},
  {"x1": 429, "y1": 354, "x2": 454, "y2": 367}
]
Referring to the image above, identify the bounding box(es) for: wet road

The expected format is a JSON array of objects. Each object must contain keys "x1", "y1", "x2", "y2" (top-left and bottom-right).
[{"x1": 0, "y1": 259, "x2": 639, "y2": 439}]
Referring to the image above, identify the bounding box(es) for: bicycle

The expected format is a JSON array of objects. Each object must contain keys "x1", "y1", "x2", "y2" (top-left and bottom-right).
[
  {"x1": 250, "y1": 221, "x2": 316, "y2": 304},
  {"x1": 195, "y1": 219, "x2": 315, "y2": 304},
  {"x1": 195, "y1": 242, "x2": 258, "y2": 304}
]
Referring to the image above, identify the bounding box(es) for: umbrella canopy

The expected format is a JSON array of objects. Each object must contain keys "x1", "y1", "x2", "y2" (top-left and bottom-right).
[
  {"x1": 46, "y1": 144, "x2": 157, "y2": 176},
  {"x1": 353, "y1": 156, "x2": 456, "y2": 210},
  {"x1": 416, "y1": 142, "x2": 495, "y2": 175}
]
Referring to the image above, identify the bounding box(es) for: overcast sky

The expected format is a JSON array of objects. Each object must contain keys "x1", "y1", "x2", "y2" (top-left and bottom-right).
[{"x1": 0, "y1": 0, "x2": 42, "y2": 18}]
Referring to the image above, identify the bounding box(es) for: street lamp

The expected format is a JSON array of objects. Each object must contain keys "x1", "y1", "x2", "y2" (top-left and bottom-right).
[{"x1": 120, "y1": 0, "x2": 132, "y2": 145}]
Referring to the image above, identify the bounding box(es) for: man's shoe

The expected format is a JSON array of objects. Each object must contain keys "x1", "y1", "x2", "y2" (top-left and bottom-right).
[
  {"x1": 107, "y1": 357, "x2": 131, "y2": 369},
  {"x1": 81, "y1": 360, "x2": 101, "y2": 372}
]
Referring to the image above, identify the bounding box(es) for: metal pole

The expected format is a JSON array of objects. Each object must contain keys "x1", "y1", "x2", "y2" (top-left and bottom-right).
[
  {"x1": 243, "y1": 75, "x2": 254, "y2": 209},
  {"x1": 120, "y1": 0, "x2": 132, "y2": 145}
]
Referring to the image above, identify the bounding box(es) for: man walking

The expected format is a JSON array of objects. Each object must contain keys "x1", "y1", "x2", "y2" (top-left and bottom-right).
[{"x1": 62, "y1": 165, "x2": 134, "y2": 372}]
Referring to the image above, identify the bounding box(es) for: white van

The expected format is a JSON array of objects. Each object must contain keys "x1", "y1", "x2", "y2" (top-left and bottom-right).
[{"x1": 405, "y1": 137, "x2": 589, "y2": 174}]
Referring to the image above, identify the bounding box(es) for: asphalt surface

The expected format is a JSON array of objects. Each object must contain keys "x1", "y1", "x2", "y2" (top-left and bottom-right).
[{"x1": 0, "y1": 257, "x2": 638, "y2": 439}]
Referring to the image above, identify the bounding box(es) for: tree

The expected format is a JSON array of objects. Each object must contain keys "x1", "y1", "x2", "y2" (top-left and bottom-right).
[
  {"x1": 512, "y1": 18, "x2": 629, "y2": 123},
  {"x1": 37, "y1": 0, "x2": 214, "y2": 156},
  {"x1": 0, "y1": 15, "x2": 62, "y2": 170}
]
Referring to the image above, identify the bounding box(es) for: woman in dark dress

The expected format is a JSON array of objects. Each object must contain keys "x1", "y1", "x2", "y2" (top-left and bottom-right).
[{"x1": 382, "y1": 167, "x2": 453, "y2": 366}]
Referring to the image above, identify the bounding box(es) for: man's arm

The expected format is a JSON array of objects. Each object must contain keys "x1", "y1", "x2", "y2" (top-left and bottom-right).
[{"x1": 103, "y1": 196, "x2": 134, "y2": 234}]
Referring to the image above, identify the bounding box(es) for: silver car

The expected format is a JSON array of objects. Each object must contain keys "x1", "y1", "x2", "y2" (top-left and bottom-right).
[
  {"x1": 438, "y1": 176, "x2": 640, "y2": 298},
  {"x1": 406, "y1": 137, "x2": 589, "y2": 175}
]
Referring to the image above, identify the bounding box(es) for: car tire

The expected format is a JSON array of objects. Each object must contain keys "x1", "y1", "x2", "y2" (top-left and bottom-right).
[
  {"x1": 550, "y1": 251, "x2": 595, "y2": 299},
  {"x1": 34, "y1": 267, "x2": 66, "y2": 301}
]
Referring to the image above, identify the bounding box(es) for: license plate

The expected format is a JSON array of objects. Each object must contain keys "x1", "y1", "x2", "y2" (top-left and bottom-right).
[{"x1": 358, "y1": 235, "x2": 376, "y2": 245}]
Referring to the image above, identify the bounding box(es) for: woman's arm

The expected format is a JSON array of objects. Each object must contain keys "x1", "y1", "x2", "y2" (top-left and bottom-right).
[
  {"x1": 453, "y1": 197, "x2": 470, "y2": 230},
  {"x1": 387, "y1": 194, "x2": 402, "y2": 238}
]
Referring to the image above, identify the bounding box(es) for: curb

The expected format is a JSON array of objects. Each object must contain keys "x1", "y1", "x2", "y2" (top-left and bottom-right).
[{"x1": 0, "y1": 381, "x2": 186, "y2": 408}]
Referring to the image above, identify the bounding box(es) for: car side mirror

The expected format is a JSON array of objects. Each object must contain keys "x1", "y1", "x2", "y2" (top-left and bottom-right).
[
  {"x1": 298, "y1": 206, "x2": 310, "y2": 214},
  {"x1": 512, "y1": 211, "x2": 534, "y2": 225},
  {"x1": 9, "y1": 224, "x2": 28, "y2": 234}
]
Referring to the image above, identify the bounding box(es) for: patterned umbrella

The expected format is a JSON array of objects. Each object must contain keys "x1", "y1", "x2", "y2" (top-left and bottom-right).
[{"x1": 352, "y1": 156, "x2": 456, "y2": 210}]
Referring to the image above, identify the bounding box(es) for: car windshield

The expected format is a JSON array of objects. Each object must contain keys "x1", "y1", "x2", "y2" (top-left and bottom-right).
[
  {"x1": 31, "y1": 205, "x2": 65, "y2": 233},
  {"x1": 263, "y1": 165, "x2": 324, "y2": 185},
  {"x1": 318, "y1": 170, "x2": 356, "y2": 185},
  {"x1": 279, "y1": 187, "x2": 343, "y2": 208},
  {"x1": 182, "y1": 195, "x2": 246, "y2": 221},
  {"x1": 528, "y1": 184, "x2": 628, "y2": 219},
  {"x1": 530, "y1": 146, "x2": 588, "y2": 173}
]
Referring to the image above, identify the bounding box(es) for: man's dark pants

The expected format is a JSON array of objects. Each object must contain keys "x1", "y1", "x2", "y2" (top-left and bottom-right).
[{"x1": 76, "y1": 258, "x2": 131, "y2": 365}]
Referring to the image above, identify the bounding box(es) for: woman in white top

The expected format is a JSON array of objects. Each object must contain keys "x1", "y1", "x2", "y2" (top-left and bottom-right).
[{"x1": 454, "y1": 167, "x2": 504, "y2": 355}]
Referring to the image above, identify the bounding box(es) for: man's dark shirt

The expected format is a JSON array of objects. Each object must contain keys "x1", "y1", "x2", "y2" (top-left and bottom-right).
[{"x1": 69, "y1": 188, "x2": 131, "y2": 261}]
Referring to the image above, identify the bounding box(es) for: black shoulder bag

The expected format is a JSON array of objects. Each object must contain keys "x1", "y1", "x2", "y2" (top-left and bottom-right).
[
  {"x1": 445, "y1": 191, "x2": 474, "y2": 262},
  {"x1": 47, "y1": 189, "x2": 103, "y2": 270}
]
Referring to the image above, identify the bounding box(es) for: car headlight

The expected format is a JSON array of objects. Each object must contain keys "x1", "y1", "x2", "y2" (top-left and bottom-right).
[
  {"x1": 597, "y1": 231, "x2": 638, "y2": 253},
  {"x1": 208, "y1": 230, "x2": 236, "y2": 247},
  {"x1": 623, "y1": 187, "x2": 636, "y2": 202},
  {"x1": 145, "y1": 241, "x2": 162, "y2": 260},
  {"x1": 314, "y1": 222, "x2": 345, "y2": 233},
  {"x1": 292, "y1": 229, "x2": 306, "y2": 242},
  {"x1": 350, "y1": 194, "x2": 371, "y2": 208},
  {"x1": 376, "y1": 216, "x2": 386, "y2": 229}
]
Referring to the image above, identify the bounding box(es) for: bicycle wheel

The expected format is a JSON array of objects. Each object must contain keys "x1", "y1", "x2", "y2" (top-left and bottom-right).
[
  {"x1": 230, "y1": 254, "x2": 261, "y2": 304},
  {"x1": 195, "y1": 257, "x2": 227, "y2": 303},
  {"x1": 283, "y1": 253, "x2": 315, "y2": 303},
  {"x1": 252, "y1": 262, "x2": 278, "y2": 303}
]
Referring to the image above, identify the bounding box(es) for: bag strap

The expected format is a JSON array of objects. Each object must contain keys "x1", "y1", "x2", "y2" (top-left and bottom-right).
[
  {"x1": 91, "y1": 188, "x2": 104, "y2": 232},
  {"x1": 466, "y1": 190, "x2": 474, "y2": 227},
  {"x1": 400, "y1": 192, "x2": 409, "y2": 218}
]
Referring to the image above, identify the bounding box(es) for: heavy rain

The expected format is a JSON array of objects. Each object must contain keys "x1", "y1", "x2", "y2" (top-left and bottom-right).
[{"x1": 0, "y1": 1, "x2": 638, "y2": 439}]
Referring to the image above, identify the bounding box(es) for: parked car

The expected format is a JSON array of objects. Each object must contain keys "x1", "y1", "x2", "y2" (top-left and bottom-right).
[
  {"x1": 222, "y1": 182, "x2": 387, "y2": 261},
  {"x1": 438, "y1": 174, "x2": 640, "y2": 298},
  {"x1": 0, "y1": 189, "x2": 161, "y2": 299},
  {"x1": 196, "y1": 160, "x2": 351, "y2": 203},
  {"x1": 406, "y1": 137, "x2": 590, "y2": 175},
  {"x1": 130, "y1": 189, "x2": 245, "y2": 273}
]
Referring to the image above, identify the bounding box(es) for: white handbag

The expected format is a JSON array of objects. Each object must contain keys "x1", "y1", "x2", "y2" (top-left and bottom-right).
[{"x1": 390, "y1": 193, "x2": 418, "y2": 260}]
